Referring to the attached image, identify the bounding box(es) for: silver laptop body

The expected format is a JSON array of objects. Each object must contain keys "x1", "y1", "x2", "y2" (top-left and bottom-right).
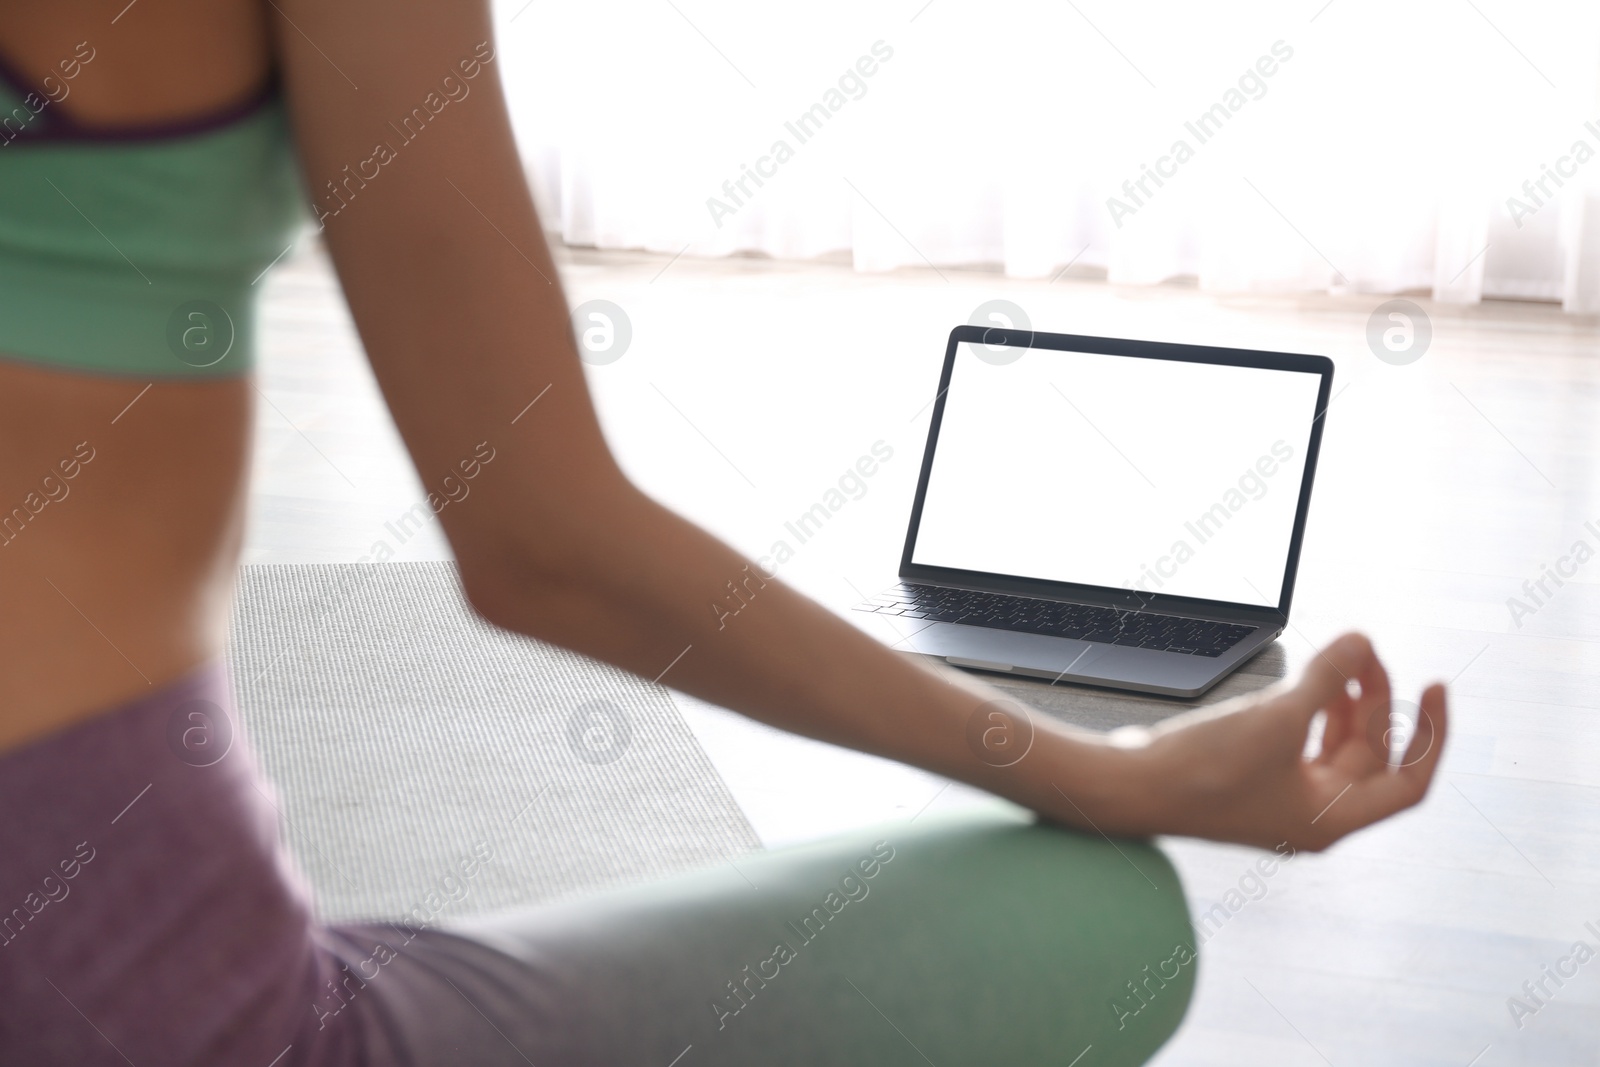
[{"x1": 854, "y1": 326, "x2": 1333, "y2": 699}]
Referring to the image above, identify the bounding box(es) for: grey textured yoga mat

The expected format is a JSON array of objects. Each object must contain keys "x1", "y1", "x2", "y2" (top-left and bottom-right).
[{"x1": 226, "y1": 561, "x2": 760, "y2": 925}]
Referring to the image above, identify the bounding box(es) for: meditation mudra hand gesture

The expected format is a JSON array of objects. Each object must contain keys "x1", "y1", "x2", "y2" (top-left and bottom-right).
[{"x1": 1087, "y1": 632, "x2": 1447, "y2": 849}]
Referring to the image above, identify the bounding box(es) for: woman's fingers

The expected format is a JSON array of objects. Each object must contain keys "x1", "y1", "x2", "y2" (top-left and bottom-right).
[
  {"x1": 1314, "y1": 682, "x2": 1356, "y2": 765},
  {"x1": 1306, "y1": 681, "x2": 1449, "y2": 844},
  {"x1": 1282, "y1": 636, "x2": 1446, "y2": 849},
  {"x1": 1395, "y1": 681, "x2": 1448, "y2": 798},
  {"x1": 1294, "y1": 632, "x2": 1377, "y2": 705},
  {"x1": 1299, "y1": 633, "x2": 1389, "y2": 774}
]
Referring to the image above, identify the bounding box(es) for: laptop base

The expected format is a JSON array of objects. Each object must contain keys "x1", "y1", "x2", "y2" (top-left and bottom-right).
[{"x1": 852, "y1": 610, "x2": 1279, "y2": 699}]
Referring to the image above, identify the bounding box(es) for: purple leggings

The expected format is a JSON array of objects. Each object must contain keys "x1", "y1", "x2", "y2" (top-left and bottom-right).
[
  {"x1": 0, "y1": 664, "x2": 558, "y2": 1065},
  {"x1": 0, "y1": 663, "x2": 1195, "y2": 1066}
]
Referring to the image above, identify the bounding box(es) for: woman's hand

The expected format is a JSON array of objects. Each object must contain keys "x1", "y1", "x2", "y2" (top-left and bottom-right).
[{"x1": 1106, "y1": 632, "x2": 1448, "y2": 850}]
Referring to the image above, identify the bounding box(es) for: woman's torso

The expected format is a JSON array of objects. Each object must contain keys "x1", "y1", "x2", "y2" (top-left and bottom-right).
[{"x1": 0, "y1": 2, "x2": 291, "y2": 752}]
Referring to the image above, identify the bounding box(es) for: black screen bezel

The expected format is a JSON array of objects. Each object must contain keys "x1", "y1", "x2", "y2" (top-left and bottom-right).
[{"x1": 899, "y1": 325, "x2": 1334, "y2": 623}]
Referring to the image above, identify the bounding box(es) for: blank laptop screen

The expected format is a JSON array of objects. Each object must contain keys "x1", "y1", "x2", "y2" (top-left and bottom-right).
[{"x1": 909, "y1": 341, "x2": 1324, "y2": 608}]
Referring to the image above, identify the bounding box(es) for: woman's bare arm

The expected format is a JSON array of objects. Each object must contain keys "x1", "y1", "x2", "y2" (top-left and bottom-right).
[{"x1": 272, "y1": 0, "x2": 1446, "y2": 850}]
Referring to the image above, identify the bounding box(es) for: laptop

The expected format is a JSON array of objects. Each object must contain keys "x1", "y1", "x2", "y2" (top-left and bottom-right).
[{"x1": 853, "y1": 325, "x2": 1333, "y2": 698}]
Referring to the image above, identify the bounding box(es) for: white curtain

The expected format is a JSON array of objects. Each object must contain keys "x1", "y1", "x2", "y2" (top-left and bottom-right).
[{"x1": 493, "y1": 0, "x2": 1600, "y2": 311}]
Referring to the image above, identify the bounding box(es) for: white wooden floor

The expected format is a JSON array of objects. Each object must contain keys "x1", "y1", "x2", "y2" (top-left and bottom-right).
[{"x1": 251, "y1": 239, "x2": 1600, "y2": 1066}]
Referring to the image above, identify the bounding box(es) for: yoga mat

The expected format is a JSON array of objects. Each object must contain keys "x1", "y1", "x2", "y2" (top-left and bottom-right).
[{"x1": 226, "y1": 561, "x2": 760, "y2": 924}]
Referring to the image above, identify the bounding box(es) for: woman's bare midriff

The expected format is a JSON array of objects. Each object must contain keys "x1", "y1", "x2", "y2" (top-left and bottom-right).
[
  {"x1": 0, "y1": 2, "x2": 274, "y2": 755},
  {"x1": 0, "y1": 360, "x2": 252, "y2": 754}
]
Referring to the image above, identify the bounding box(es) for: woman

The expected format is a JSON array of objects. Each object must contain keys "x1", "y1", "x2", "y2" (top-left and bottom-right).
[{"x1": 0, "y1": 2, "x2": 1446, "y2": 1064}]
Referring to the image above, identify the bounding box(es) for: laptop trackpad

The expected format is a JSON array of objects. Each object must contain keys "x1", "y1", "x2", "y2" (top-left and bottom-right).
[{"x1": 897, "y1": 623, "x2": 1105, "y2": 675}]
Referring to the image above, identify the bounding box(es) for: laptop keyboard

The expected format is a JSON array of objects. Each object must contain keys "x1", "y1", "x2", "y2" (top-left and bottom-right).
[{"x1": 855, "y1": 585, "x2": 1256, "y2": 658}]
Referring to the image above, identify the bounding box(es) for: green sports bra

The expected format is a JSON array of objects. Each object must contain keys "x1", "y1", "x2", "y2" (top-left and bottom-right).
[{"x1": 0, "y1": 58, "x2": 305, "y2": 378}]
